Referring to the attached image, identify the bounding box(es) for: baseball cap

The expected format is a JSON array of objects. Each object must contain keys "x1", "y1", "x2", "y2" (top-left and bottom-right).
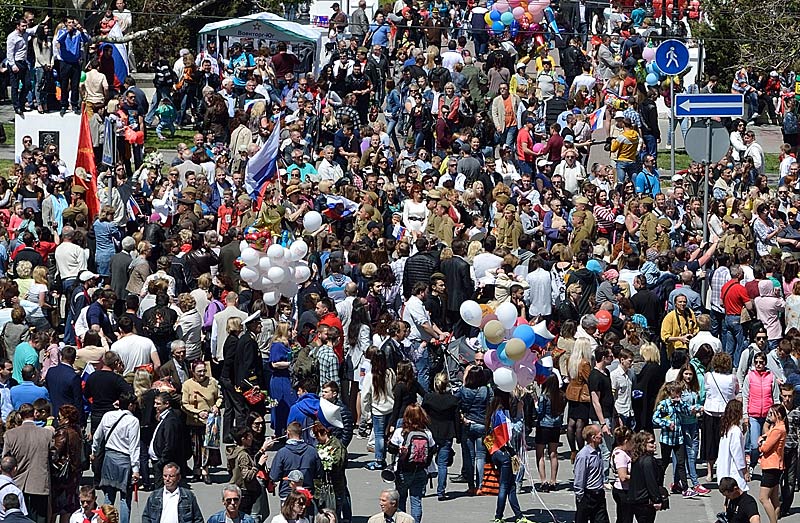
[
  {"x1": 614, "y1": 111, "x2": 625, "y2": 119},
  {"x1": 537, "y1": 158, "x2": 552, "y2": 167},
  {"x1": 285, "y1": 470, "x2": 304, "y2": 482},
  {"x1": 79, "y1": 271, "x2": 100, "y2": 282},
  {"x1": 671, "y1": 174, "x2": 684, "y2": 182}
]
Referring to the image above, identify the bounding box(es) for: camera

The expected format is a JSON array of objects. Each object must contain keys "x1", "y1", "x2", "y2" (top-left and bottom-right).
[{"x1": 716, "y1": 513, "x2": 729, "y2": 523}]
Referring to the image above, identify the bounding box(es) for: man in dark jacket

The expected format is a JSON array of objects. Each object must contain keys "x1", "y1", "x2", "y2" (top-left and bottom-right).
[
  {"x1": 440, "y1": 240, "x2": 474, "y2": 337},
  {"x1": 402, "y1": 238, "x2": 440, "y2": 298},
  {"x1": 269, "y1": 421, "x2": 323, "y2": 500},
  {"x1": 639, "y1": 87, "x2": 661, "y2": 160},
  {"x1": 321, "y1": 381, "x2": 354, "y2": 448},
  {"x1": 150, "y1": 393, "x2": 186, "y2": 485},
  {"x1": 560, "y1": 38, "x2": 587, "y2": 90},
  {"x1": 44, "y1": 346, "x2": 82, "y2": 424},
  {"x1": 141, "y1": 463, "x2": 204, "y2": 523},
  {"x1": 1, "y1": 493, "x2": 31, "y2": 523}
]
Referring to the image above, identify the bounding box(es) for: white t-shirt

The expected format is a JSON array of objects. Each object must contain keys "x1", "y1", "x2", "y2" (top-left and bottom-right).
[
  {"x1": 572, "y1": 73, "x2": 596, "y2": 94},
  {"x1": 402, "y1": 295, "x2": 432, "y2": 343},
  {"x1": 441, "y1": 50, "x2": 464, "y2": 72},
  {"x1": 111, "y1": 334, "x2": 158, "y2": 375}
]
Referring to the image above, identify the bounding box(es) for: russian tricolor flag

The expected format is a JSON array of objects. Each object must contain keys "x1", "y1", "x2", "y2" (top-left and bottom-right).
[
  {"x1": 245, "y1": 119, "x2": 281, "y2": 199},
  {"x1": 589, "y1": 106, "x2": 606, "y2": 131},
  {"x1": 489, "y1": 409, "x2": 513, "y2": 454},
  {"x1": 531, "y1": 320, "x2": 556, "y2": 348},
  {"x1": 103, "y1": 24, "x2": 129, "y2": 91}
]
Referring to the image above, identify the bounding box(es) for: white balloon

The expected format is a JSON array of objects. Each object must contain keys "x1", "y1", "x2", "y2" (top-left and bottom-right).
[
  {"x1": 496, "y1": 302, "x2": 518, "y2": 330},
  {"x1": 493, "y1": 367, "x2": 518, "y2": 392},
  {"x1": 294, "y1": 264, "x2": 311, "y2": 283},
  {"x1": 290, "y1": 239, "x2": 309, "y2": 259},
  {"x1": 258, "y1": 256, "x2": 272, "y2": 272},
  {"x1": 283, "y1": 250, "x2": 299, "y2": 263},
  {"x1": 279, "y1": 280, "x2": 298, "y2": 297},
  {"x1": 250, "y1": 279, "x2": 265, "y2": 291},
  {"x1": 460, "y1": 300, "x2": 483, "y2": 328},
  {"x1": 260, "y1": 276, "x2": 274, "y2": 289},
  {"x1": 239, "y1": 240, "x2": 250, "y2": 252},
  {"x1": 240, "y1": 266, "x2": 259, "y2": 283},
  {"x1": 267, "y1": 266, "x2": 286, "y2": 283},
  {"x1": 264, "y1": 291, "x2": 281, "y2": 306},
  {"x1": 241, "y1": 247, "x2": 260, "y2": 267},
  {"x1": 267, "y1": 244, "x2": 285, "y2": 261},
  {"x1": 303, "y1": 211, "x2": 323, "y2": 232}
]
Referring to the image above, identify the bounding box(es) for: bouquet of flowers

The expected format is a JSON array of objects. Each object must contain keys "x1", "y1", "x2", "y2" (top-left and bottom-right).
[{"x1": 318, "y1": 444, "x2": 335, "y2": 471}]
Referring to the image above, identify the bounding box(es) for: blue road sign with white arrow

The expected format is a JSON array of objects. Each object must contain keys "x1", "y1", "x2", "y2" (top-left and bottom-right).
[
  {"x1": 674, "y1": 93, "x2": 744, "y2": 118},
  {"x1": 655, "y1": 39, "x2": 689, "y2": 75}
]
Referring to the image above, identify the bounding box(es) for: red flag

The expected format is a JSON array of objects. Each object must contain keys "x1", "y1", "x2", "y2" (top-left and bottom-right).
[{"x1": 75, "y1": 110, "x2": 99, "y2": 220}]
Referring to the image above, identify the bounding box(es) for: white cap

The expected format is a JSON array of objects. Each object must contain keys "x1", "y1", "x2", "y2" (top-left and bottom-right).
[
  {"x1": 614, "y1": 215, "x2": 626, "y2": 224},
  {"x1": 671, "y1": 173, "x2": 684, "y2": 182},
  {"x1": 79, "y1": 271, "x2": 100, "y2": 282},
  {"x1": 614, "y1": 111, "x2": 625, "y2": 119},
  {"x1": 515, "y1": 62, "x2": 527, "y2": 71},
  {"x1": 179, "y1": 48, "x2": 190, "y2": 57}
]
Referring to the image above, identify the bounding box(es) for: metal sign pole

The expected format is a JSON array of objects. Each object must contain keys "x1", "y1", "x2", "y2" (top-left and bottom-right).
[
  {"x1": 670, "y1": 78, "x2": 675, "y2": 178},
  {"x1": 701, "y1": 121, "x2": 711, "y2": 298}
]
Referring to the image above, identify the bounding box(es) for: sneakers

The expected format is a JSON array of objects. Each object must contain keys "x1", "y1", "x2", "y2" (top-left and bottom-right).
[
  {"x1": 670, "y1": 483, "x2": 682, "y2": 494},
  {"x1": 682, "y1": 489, "x2": 699, "y2": 499},
  {"x1": 451, "y1": 474, "x2": 468, "y2": 483},
  {"x1": 491, "y1": 519, "x2": 504, "y2": 523},
  {"x1": 693, "y1": 485, "x2": 711, "y2": 495},
  {"x1": 366, "y1": 461, "x2": 383, "y2": 471},
  {"x1": 515, "y1": 517, "x2": 534, "y2": 523}
]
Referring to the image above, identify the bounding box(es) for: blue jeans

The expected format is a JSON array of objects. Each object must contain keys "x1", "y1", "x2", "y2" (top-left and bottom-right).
[
  {"x1": 104, "y1": 488, "x2": 132, "y2": 523},
  {"x1": 723, "y1": 314, "x2": 746, "y2": 366},
  {"x1": 156, "y1": 120, "x2": 176, "y2": 138},
  {"x1": 710, "y1": 310, "x2": 725, "y2": 340},
  {"x1": 748, "y1": 416, "x2": 767, "y2": 467},
  {"x1": 373, "y1": 413, "x2": 388, "y2": 463},
  {"x1": 641, "y1": 134, "x2": 658, "y2": 161},
  {"x1": 616, "y1": 161, "x2": 636, "y2": 184},
  {"x1": 414, "y1": 345, "x2": 430, "y2": 392},
  {"x1": 386, "y1": 117, "x2": 401, "y2": 152},
  {"x1": 673, "y1": 423, "x2": 699, "y2": 486},
  {"x1": 435, "y1": 439, "x2": 452, "y2": 496},
  {"x1": 396, "y1": 468, "x2": 427, "y2": 523},
  {"x1": 745, "y1": 91, "x2": 759, "y2": 119},
  {"x1": 492, "y1": 449, "x2": 522, "y2": 519},
  {"x1": 501, "y1": 125, "x2": 518, "y2": 148},
  {"x1": 33, "y1": 66, "x2": 47, "y2": 108},
  {"x1": 462, "y1": 422, "x2": 487, "y2": 489}
]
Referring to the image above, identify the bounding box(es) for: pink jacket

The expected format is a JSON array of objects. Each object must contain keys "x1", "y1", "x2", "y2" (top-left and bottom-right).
[{"x1": 744, "y1": 369, "x2": 775, "y2": 418}]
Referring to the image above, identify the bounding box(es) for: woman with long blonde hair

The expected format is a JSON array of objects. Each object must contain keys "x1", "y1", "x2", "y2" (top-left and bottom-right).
[
  {"x1": 634, "y1": 343, "x2": 665, "y2": 432},
  {"x1": 565, "y1": 337, "x2": 593, "y2": 460},
  {"x1": 269, "y1": 321, "x2": 296, "y2": 437}
]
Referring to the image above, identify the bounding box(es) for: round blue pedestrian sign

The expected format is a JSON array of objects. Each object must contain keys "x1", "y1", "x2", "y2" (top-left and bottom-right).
[{"x1": 654, "y1": 39, "x2": 689, "y2": 75}]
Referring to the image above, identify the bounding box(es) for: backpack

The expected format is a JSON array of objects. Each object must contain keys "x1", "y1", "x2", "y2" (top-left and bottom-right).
[
  {"x1": 145, "y1": 307, "x2": 175, "y2": 339},
  {"x1": 398, "y1": 430, "x2": 434, "y2": 469},
  {"x1": 290, "y1": 345, "x2": 319, "y2": 389}
]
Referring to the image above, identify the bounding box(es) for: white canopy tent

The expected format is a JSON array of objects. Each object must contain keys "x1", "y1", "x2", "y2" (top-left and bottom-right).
[{"x1": 198, "y1": 12, "x2": 325, "y2": 75}]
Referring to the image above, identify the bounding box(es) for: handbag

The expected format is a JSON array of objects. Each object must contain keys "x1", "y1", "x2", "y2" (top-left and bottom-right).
[
  {"x1": 658, "y1": 485, "x2": 670, "y2": 510},
  {"x1": 242, "y1": 378, "x2": 266, "y2": 405},
  {"x1": 315, "y1": 476, "x2": 337, "y2": 510},
  {"x1": 204, "y1": 412, "x2": 221, "y2": 449}
]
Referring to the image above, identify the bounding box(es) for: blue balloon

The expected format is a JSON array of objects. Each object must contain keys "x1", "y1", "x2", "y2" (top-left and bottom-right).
[
  {"x1": 645, "y1": 62, "x2": 654, "y2": 75},
  {"x1": 513, "y1": 324, "x2": 536, "y2": 348},
  {"x1": 645, "y1": 73, "x2": 659, "y2": 86},
  {"x1": 490, "y1": 9, "x2": 502, "y2": 21},
  {"x1": 497, "y1": 343, "x2": 514, "y2": 366},
  {"x1": 500, "y1": 11, "x2": 514, "y2": 24},
  {"x1": 650, "y1": 61, "x2": 662, "y2": 75},
  {"x1": 492, "y1": 21, "x2": 505, "y2": 32}
]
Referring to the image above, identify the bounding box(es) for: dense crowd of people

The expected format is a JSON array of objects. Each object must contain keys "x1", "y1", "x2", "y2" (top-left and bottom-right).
[{"x1": 3, "y1": 1, "x2": 800, "y2": 523}]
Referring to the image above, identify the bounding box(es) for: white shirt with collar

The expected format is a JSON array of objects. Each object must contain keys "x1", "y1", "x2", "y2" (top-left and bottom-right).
[
  {"x1": 159, "y1": 487, "x2": 181, "y2": 523},
  {"x1": 149, "y1": 409, "x2": 169, "y2": 461}
]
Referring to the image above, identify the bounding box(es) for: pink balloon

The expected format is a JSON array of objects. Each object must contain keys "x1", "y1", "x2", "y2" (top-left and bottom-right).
[
  {"x1": 484, "y1": 349, "x2": 501, "y2": 371},
  {"x1": 512, "y1": 6, "x2": 525, "y2": 18},
  {"x1": 527, "y1": 3, "x2": 538, "y2": 13},
  {"x1": 517, "y1": 364, "x2": 536, "y2": 387},
  {"x1": 642, "y1": 47, "x2": 656, "y2": 62},
  {"x1": 520, "y1": 349, "x2": 537, "y2": 366},
  {"x1": 508, "y1": 0, "x2": 521, "y2": 6},
  {"x1": 480, "y1": 313, "x2": 498, "y2": 329},
  {"x1": 495, "y1": 1, "x2": 510, "y2": 11},
  {"x1": 532, "y1": 142, "x2": 545, "y2": 154}
]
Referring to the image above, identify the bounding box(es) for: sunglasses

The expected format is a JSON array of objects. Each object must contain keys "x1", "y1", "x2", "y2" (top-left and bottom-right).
[{"x1": 224, "y1": 497, "x2": 240, "y2": 504}]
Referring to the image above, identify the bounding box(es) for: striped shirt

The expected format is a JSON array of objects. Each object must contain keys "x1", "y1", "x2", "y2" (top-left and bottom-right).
[
  {"x1": 786, "y1": 407, "x2": 800, "y2": 449},
  {"x1": 710, "y1": 266, "x2": 731, "y2": 314}
]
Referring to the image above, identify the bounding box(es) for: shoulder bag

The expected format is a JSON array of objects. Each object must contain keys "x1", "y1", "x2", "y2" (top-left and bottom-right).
[{"x1": 92, "y1": 412, "x2": 128, "y2": 479}]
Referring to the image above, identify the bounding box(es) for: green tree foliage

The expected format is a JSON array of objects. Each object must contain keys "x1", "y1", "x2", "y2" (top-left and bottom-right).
[{"x1": 694, "y1": 0, "x2": 800, "y2": 84}]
